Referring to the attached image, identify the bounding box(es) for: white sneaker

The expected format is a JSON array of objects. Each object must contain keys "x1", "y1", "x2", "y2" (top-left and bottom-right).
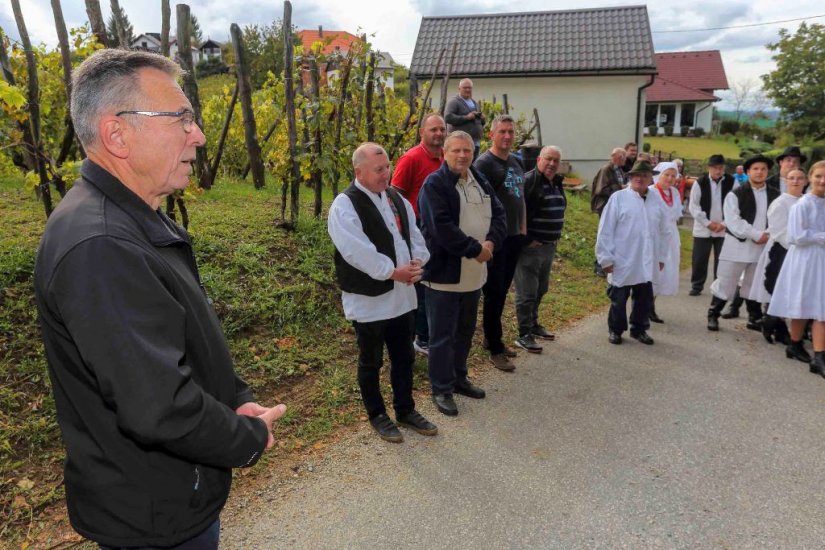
[{"x1": 413, "y1": 338, "x2": 429, "y2": 356}]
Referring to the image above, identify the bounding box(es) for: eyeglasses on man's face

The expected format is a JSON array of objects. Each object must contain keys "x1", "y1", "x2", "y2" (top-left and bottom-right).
[{"x1": 115, "y1": 109, "x2": 197, "y2": 133}]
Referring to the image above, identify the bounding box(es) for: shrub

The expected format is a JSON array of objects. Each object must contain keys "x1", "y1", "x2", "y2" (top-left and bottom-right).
[
  {"x1": 680, "y1": 125, "x2": 690, "y2": 136},
  {"x1": 664, "y1": 125, "x2": 674, "y2": 136},
  {"x1": 693, "y1": 127, "x2": 706, "y2": 137},
  {"x1": 719, "y1": 119, "x2": 740, "y2": 134},
  {"x1": 647, "y1": 125, "x2": 658, "y2": 136},
  {"x1": 643, "y1": 142, "x2": 651, "y2": 152}
]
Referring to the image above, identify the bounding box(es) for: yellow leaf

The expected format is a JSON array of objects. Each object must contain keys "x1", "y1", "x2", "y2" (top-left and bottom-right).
[{"x1": 16, "y1": 478, "x2": 34, "y2": 491}]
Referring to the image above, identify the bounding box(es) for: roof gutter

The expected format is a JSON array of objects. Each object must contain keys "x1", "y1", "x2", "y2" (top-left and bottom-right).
[{"x1": 635, "y1": 74, "x2": 655, "y2": 143}]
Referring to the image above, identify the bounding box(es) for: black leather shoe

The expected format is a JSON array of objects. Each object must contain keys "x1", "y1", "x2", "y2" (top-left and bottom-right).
[
  {"x1": 746, "y1": 318, "x2": 762, "y2": 331},
  {"x1": 786, "y1": 340, "x2": 812, "y2": 363},
  {"x1": 720, "y1": 308, "x2": 740, "y2": 319},
  {"x1": 396, "y1": 410, "x2": 438, "y2": 436},
  {"x1": 630, "y1": 331, "x2": 655, "y2": 345},
  {"x1": 432, "y1": 394, "x2": 458, "y2": 416},
  {"x1": 707, "y1": 316, "x2": 719, "y2": 331},
  {"x1": 454, "y1": 378, "x2": 486, "y2": 399},
  {"x1": 608, "y1": 332, "x2": 622, "y2": 345},
  {"x1": 369, "y1": 413, "x2": 403, "y2": 443},
  {"x1": 689, "y1": 288, "x2": 701, "y2": 296},
  {"x1": 811, "y1": 352, "x2": 825, "y2": 376},
  {"x1": 649, "y1": 312, "x2": 664, "y2": 324},
  {"x1": 483, "y1": 339, "x2": 517, "y2": 358}
]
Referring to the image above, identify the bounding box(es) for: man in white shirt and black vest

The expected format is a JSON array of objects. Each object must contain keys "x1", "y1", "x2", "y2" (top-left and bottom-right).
[
  {"x1": 688, "y1": 154, "x2": 735, "y2": 296},
  {"x1": 707, "y1": 154, "x2": 780, "y2": 332},
  {"x1": 328, "y1": 143, "x2": 438, "y2": 443}
]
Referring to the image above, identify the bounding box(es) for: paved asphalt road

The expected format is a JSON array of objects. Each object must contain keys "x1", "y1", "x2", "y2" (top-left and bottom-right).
[{"x1": 221, "y1": 272, "x2": 825, "y2": 549}]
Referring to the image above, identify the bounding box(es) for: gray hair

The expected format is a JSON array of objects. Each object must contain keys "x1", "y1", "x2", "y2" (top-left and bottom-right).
[
  {"x1": 491, "y1": 114, "x2": 515, "y2": 132},
  {"x1": 540, "y1": 145, "x2": 562, "y2": 158},
  {"x1": 611, "y1": 147, "x2": 626, "y2": 157},
  {"x1": 352, "y1": 142, "x2": 388, "y2": 168},
  {"x1": 444, "y1": 131, "x2": 474, "y2": 149},
  {"x1": 71, "y1": 49, "x2": 183, "y2": 148}
]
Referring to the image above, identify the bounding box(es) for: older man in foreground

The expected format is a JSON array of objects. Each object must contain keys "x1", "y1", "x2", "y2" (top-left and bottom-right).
[{"x1": 34, "y1": 49, "x2": 285, "y2": 548}]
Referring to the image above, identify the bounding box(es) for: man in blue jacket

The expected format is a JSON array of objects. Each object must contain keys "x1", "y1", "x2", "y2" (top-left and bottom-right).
[
  {"x1": 34, "y1": 49, "x2": 285, "y2": 548},
  {"x1": 418, "y1": 131, "x2": 507, "y2": 416}
]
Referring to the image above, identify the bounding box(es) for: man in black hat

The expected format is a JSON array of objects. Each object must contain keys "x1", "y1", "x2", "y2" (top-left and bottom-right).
[
  {"x1": 707, "y1": 154, "x2": 779, "y2": 331},
  {"x1": 596, "y1": 160, "x2": 666, "y2": 345},
  {"x1": 767, "y1": 146, "x2": 807, "y2": 193},
  {"x1": 688, "y1": 154, "x2": 735, "y2": 296}
]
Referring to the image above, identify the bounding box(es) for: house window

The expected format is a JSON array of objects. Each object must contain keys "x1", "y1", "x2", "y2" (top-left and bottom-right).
[
  {"x1": 142, "y1": 41, "x2": 148, "y2": 48},
  {"x1": 680, "y1": 103, "x2": 695, "y2": 127},
  {"x1": 659, "y1": 105, "x2": 676, "y2": 126},
  {"x1": 645, "y1": 104, "x2": 658, "y2": 127}
]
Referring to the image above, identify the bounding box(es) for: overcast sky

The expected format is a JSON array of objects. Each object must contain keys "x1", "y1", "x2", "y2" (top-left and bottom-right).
[{"x1": 3, "y1": 0, "x2": 824, "y2": 109}]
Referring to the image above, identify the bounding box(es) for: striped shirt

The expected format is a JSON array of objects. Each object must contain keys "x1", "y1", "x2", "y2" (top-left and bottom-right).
[{"x1": 528, "y1": 179, "x2": 566, "y2": 243}]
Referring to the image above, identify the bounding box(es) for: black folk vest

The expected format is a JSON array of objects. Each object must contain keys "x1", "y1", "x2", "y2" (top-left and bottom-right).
[
  {"x1": 726, "y1": 183, "x2": 780, "y2": 242},
  {"x1": 697, "y1": 173, "x2": 735, "y2": 220},
  {"x1": 334, "y1": 184, "x2": 412, "y2": 296}
]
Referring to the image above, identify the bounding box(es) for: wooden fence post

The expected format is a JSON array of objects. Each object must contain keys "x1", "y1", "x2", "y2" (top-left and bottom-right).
[
  {"x1": 11, "y1": 0, "x2": 53, "y2": 217},
  {"x1": 503, "y1": 94, "x2": 509, "y2": 114},
  {"x1": 176, "y1": 3, "x2": 213, "y2": 189},
  {"x1": 230, "y1": 23, "x2": 265, "y2": 189},
  {"x1": 533, "y1": 107, "x2": 542, "y2": 146},
  {"x1": 283, "y1": 0, "x2": 300, "y2": 226}
]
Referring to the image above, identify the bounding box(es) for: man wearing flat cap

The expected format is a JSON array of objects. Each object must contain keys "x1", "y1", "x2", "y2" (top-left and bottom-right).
[
  {"x1": 767, "y1": 146, "x2": 807, "y2": 194},
  {"x1": 596, "y1": 160, "x2": 667, "y2": 345},
  {"x1": 707, "y1": 154, "x2": 780, "y2": 332},
  {"x1": 688, "y1": 154, "x2": 735, "y2": 296}
]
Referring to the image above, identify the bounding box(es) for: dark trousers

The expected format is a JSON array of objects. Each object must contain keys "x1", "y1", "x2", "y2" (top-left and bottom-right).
[
  {"x1": 414, "y1": 282, "x2": 428, "y2": 343},
  {"x1": 100, "y1": 520, "x2": 220, "y2": 550},
  {"x1": 691, "y1": 236, "x2": 724, "y2": 292},
  {"x1": 482, "y1": 235, "x2": 524, "y2": 354},
  {"x1": 352, "y1": 311, "x2": 416, "y2": 419},
  {"x1": 514, "y1": 241, "x2": 557, "y2": 336},
  {"x1": 607, "y1": 282, "x2": 653, "y2": 335},
  {"x1": 426, "y1": 287, "x2": 481, "y2": 395}
]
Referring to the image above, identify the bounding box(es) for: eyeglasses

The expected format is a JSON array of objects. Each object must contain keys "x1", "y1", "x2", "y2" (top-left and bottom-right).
[{"x1": 115, "y1": 109, "x2": 196, "y2": 133}]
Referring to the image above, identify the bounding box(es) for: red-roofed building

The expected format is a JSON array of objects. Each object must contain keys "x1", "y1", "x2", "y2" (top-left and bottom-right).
[
  {"x1": 296, "y1": 27, "x2": 395, "y2": 88},
  {"x1": 644, "y1": 50, "x2": 729, "y2": 135}
]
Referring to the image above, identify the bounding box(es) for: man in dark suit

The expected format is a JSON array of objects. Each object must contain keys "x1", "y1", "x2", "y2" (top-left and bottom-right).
[
  {"x1": 444, "y1": 78, "x2": 486, "y2": 159},
  {"x1": 767, "y1": 146, "x2": 807, "y2": 193}
]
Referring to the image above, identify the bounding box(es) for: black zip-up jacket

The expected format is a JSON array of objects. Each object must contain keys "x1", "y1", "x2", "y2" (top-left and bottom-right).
[{"x1": 34, "y1": 160, "x2": 268, "y2": 547}]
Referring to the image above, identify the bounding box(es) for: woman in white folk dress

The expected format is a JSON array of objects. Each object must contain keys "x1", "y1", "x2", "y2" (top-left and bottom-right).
[
  {"x1": 647, "y1": 162, "x2": 682, "y2": 323},
  {"x1": 768, "y1": 161, "x2": 825, "y2": 374},
  {"x1": 749, "y1": 169, "x2": 807, "y2": 345}
]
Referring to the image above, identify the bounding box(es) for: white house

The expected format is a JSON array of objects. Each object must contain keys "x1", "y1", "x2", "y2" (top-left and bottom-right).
[
  {"x1": 644, "y1": 50, "x2": 729, "y2": 135},
  {"x1": 409, "y1": 6, "x2": 657, "y2": 180},
  {"x1": 199, "y1": 39, "x2": 223, "y2": 62},
  {"x1": 130, "y1": 33, "x2": 199, "y2": 67}
]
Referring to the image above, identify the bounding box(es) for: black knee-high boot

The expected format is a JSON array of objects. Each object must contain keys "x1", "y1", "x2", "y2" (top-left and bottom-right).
[
  {"x1": 649, "y1": 297, "x2": 664, "y2": 323},
  {"x1": 707, "y1": 296, "x2": 726, "y2": 331}
]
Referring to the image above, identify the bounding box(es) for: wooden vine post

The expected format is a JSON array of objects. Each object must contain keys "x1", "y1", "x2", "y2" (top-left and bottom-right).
[
  {"x1": 364, "y1": 52, "x2": 376, "y2": 142},
  {"x1": 416, "y1": 47, "x2": 445, "y2": 131},
  {"x1": 11, "y1": 0, "x2": 53, "y2": 217},
  {"x1": 0, "y1": 28, "x2": 36, "y2": 172},
  {"x1": 308, "y1": 55, "x2": 324, "y2": 217},
  {"x1": 176, "y1": 3, "x2": 213, "y2": 189},
  {"x1": 160, "y1": 0, "x2": 171, "y2": 56},
  {"x1": 51, "y1": 0, "x2": 81, "y2": 170},
  {"x1": 330, "y1": 50, "x2": 354, "y2": 196},
  {"x1": 213, "y1": 82, "x2": 239, "y2": 178},
  {"x1": 230, "y1": 23, "x2": 265, "y2": 189},
  {"x1": 84, "y1": 0, "x2": 109, "y2": 47},
  {"x1": 110, "y1": 0, "x2": 129, "y2": 48},
  {"x1": 438, "y1": 42, "x2": 458, "y2": 115},
  {"x1": 283, "y1": 1, "x2": 300, "y2": 225}
]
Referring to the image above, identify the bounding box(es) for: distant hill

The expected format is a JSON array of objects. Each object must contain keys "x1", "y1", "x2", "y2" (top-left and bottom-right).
[{"x1": 716, "y1": 110, "x2": 778, "y2": 129}]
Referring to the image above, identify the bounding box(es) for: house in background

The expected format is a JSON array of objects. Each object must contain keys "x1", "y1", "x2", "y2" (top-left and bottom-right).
[
  {"x1": 645, "y1": 50, "x2": 729, "y2": 135},
  {"x1": 409, "y1": 6, "x2": 657, "y2": 181},
  {"x1": 199, "y1": 39, "x2": 223, "y2": 62},
  {"x1": 297, "y1": 27, "x2": 394, "y2": 88},
  {"x1": 130, "y1": 32, "x2": 199, "y2": 66}
]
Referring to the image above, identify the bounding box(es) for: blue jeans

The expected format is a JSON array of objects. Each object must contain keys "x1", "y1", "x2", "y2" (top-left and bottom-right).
[
  {"x1": 99, "y1": 519, "x2": 220, "y2": 550},
  {"x1": 425, "y1": 287, "x2": 481, "y2": 395}
]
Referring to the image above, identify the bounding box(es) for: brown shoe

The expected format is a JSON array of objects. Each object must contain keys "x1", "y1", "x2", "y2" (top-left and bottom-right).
[{"x1": 490, "y1": 353, "x2": 515, "y2": 371}]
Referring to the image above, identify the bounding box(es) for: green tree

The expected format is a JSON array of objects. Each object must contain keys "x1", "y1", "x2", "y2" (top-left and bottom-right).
[
  {"x1": 189, "y1": 14, "x2": 203, "y2": 47},
  {"x1": 761, "y1": 22, "x2": 825, "y2": 140},
  {"x1": 106, "y1": 4, "x2": 134, "y2": 47}
]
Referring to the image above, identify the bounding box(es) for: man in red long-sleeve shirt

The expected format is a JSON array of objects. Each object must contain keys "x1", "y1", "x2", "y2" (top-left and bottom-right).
[{"x1": 391, "y1": 113, "x2": 446, "y2": 355}]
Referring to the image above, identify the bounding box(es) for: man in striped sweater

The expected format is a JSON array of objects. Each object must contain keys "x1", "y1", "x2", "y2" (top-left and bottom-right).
[{"x1": 513, "y1": 146, "x2": 568, "y2": 353}]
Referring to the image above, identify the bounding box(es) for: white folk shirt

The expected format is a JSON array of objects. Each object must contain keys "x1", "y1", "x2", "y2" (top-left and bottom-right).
[
  {"x1": 719, "y1": 185, "x2": 768, "y2": 263},
  {"x1": 596, "y1": 187, "x2": 664, "y2": 288},
  {"x1": 424, "y1": 169, "x2": 492, "y2": 292},
  {"x1": 689, "y1": 176, "x2": 726, "y2": 238},
  {"x1": 327, "y1": 180, "x2": 430, "y2": 323}
]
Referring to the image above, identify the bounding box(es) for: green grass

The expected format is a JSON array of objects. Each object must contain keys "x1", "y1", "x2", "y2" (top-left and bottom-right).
[
  {"x1": 645, "y1": 136, "x2": 741, "y2": 160},
  {"x1": 0, "y1": 178, "x2": 619, "y2": 546}
]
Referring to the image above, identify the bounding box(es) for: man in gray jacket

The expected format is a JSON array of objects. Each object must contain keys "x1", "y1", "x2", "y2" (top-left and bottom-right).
[{"x1": 445, "y1": 78, "x2": 486, "y2": 158}]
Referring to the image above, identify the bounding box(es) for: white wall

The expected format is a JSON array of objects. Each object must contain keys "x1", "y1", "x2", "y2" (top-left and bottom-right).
[{"x1": 424, "y1": 74, "x2": 650, "y2": 181}]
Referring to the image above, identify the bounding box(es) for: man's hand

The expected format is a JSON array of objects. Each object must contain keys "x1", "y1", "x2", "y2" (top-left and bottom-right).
[
  {"x1": 708, "y1": 221, "x2": 725, "y2": 233},
  {"x1": 236, "y1": 402, "x2": 287, "y2": 450},
  {"x1": 467, "y1": 111, "x2": 476, "y2": 120},
  {"x1": 755, "y1": 232, "x2": 769, "y2": 245},
  {"x1": 602, "y1": 264, "x2": 614, "y2": 274},
  {"x1": 482, "y1": 240, "x2": 495, "y2": 253},
  {"x1": 528, "y1": 240, "x2": 543, "y2": 248},
  {"x1": 475, "y1": 246, "x2": 493, "y2": 263},
  {"x1": 391, "y1": 262, "x2": 424, "y2": 285}
]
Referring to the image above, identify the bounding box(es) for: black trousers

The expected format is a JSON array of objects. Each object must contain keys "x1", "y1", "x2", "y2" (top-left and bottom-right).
[
  {"x1": 426, "y1": 287, "x2": 481, "y2": 395},
  {"x1": 482, "y1": 234, "x2": 523, "y2": 354},
  {"x1": 352, "y1": 311, "x2": 416, "y2": 419},
  {"x1": 100, "y1": 520, "x2": 219, "y2": 550},
  {"x1": 691, "y1": 236, "x2": 724, "y2": 292},
  {"x1": 607, "y1": 282, "x2": 653, "y2": 335}
]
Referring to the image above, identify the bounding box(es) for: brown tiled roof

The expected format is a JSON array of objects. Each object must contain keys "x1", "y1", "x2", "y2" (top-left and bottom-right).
[
  {"x1": 409, "y1": 6, "x2": 657, "y2": 77},
  {"x1": 646, "y1": 77, "x2": 720, "y2": 102},
  {"x1": 654, "y1": 50, "x2": 729, "y2": 92}
]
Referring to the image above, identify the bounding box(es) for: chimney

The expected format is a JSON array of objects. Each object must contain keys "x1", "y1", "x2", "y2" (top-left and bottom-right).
[{"x1": 318, "y1": 25, "x2": 323, "y2": 38}]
